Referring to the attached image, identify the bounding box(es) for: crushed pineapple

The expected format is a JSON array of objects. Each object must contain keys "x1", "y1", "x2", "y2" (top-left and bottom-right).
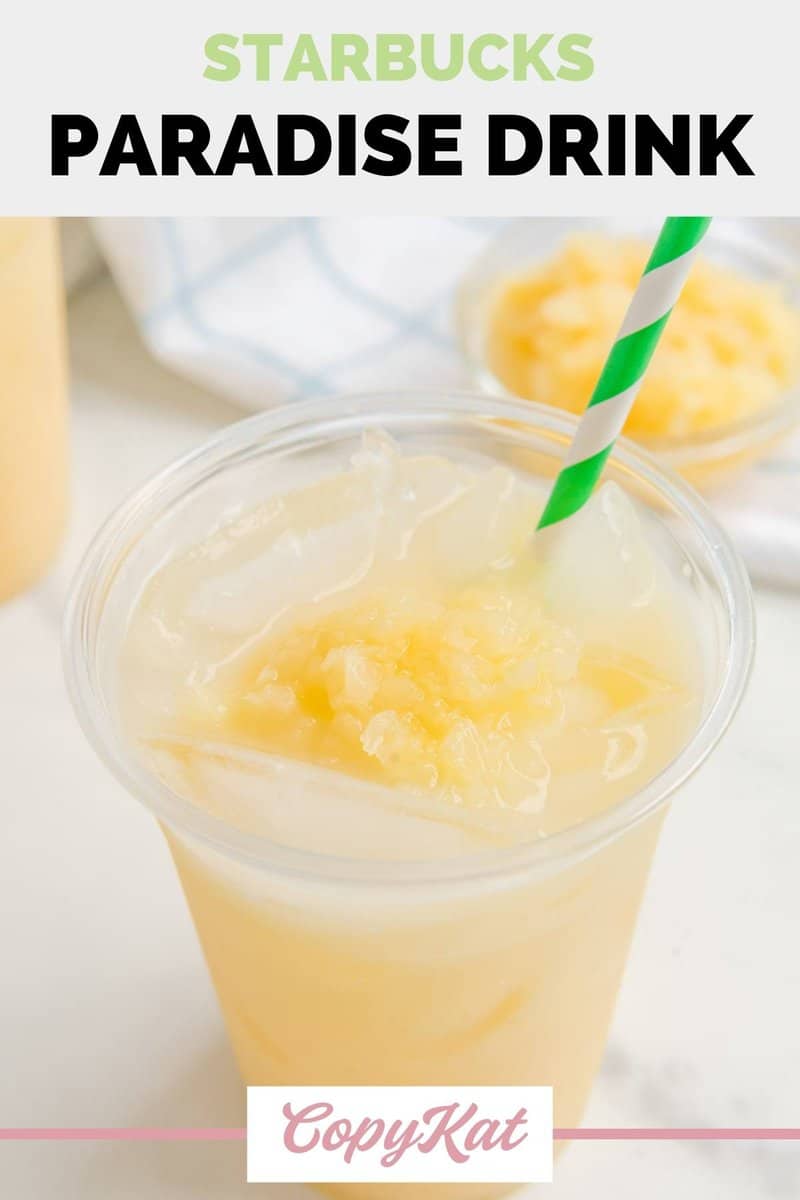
[
  {"x1": 487, "y1": 233, "x2": 800, "y2": 438},
  {"x1": 196, "y1": 577, "x2": 681, "y2": 815}
]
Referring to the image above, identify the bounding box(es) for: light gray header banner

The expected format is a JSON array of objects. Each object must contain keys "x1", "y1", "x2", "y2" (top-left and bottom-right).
[{"x1": 2, "y1": 0, "x2": 793, "y2": 214}]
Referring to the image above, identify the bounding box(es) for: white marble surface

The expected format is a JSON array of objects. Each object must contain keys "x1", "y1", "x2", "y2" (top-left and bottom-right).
[{"x1": 1, "y1": 273, "x2": 799, "y2": 1198}]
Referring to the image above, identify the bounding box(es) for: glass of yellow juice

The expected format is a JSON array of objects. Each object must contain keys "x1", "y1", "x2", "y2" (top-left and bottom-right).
[
  {"x1": 0, "y1": 218, "x2": 68, "y2": 601},
  {"x1": 64, "y1": 394, "x2": 753, "y2": 1198}
]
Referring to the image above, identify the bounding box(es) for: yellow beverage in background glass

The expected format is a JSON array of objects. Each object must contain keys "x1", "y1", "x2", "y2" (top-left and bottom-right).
[
  {"x1": 0, "y1": 218, "x2": 68, "y2": 602},
  {"x1": 65, "y1": 396, "x2": 753, "y2": 1200}
]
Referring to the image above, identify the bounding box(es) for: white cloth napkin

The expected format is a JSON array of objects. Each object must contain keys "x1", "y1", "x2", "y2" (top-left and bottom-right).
[{"x1": 92, "y1": 217, "x2": 800, "y2": 588}]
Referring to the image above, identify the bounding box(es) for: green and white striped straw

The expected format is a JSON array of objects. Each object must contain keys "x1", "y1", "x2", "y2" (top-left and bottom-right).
[{"x1": 537, "y1": 216, "x2": 711, "y2": 531}]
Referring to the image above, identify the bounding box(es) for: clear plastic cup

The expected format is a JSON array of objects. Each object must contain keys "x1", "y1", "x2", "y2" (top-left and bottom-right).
[{"x1": 64, "y1": 393, "x2": 754, "y2": 1199}]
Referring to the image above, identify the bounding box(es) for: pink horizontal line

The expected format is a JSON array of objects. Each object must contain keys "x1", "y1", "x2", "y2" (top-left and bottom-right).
[
  {"x1": 0, "y1": 1129, "x2": 246, "y2": 1142},
  {"x1": 554, "y1": 1128, "x2": 800, "y2": 1141},
  {"x1": 0, "y1": 1128, "x2": 799, "y2": 1142}
]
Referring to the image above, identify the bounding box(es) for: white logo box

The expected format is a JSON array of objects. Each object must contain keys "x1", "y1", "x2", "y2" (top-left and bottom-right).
[{"x1": 247, "y1": 1085, "x2": 553, "y2": 1184}]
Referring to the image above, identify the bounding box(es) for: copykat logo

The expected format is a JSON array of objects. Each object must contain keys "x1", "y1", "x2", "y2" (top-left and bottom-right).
[{"x1": 247, "y1": 1087, "x2": 553, "y2": 1183}]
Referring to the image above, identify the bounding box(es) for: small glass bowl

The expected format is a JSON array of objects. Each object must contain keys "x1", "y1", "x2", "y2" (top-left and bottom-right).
[{"x1": 454, "y1": 218, "x2": 800, "y2": 489}]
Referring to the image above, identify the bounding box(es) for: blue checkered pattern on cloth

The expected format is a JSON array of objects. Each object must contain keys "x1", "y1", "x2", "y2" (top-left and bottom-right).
[{"x1": 93, "y1": 216, "x2": 508, "y2": 405}]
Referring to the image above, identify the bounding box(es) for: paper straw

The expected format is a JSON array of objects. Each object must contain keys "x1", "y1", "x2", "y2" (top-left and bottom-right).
[{"x1": 537, "y1": 217, "x2": 712, "y2": 530}]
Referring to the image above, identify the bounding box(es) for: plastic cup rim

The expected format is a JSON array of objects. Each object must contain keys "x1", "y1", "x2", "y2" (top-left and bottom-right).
[{"x1": 62, "y1": 390, "x2": 755, "y2": 890}]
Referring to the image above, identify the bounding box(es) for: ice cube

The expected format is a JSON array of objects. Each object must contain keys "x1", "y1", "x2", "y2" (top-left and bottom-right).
[
  {"x1": 145, "y1": 736, "x2": 538, "y2": 861},
  {"x1": 537, "y1": 482, "x2": 700, "y2": 687}
]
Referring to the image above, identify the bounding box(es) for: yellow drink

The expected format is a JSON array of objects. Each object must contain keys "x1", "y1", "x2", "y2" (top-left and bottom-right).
[
  {"x1": 0, "y1": 219, "x2": 68, "y2": 601},
  {"x1": 166, "y1": 810, "x2": 662, "y2": 1200},
  {"x1": 122, "y1": 438, "x2": 700, "y2": 1183},
  {"x1": 66, "y1": 397, "x2": 753, "y2": 1199}
]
